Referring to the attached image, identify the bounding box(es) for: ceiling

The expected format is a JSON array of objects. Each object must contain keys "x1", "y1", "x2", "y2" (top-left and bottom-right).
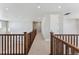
[{"x1": 0, "y1": 3, "x2": 79, "y2": 20}]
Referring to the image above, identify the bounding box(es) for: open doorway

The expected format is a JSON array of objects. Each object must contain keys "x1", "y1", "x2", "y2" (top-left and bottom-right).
[
  {"x1": 33, "y1": 21, "x2": 42, "y2": 33},
  {"x1": 0, "y1": 20, "x2": 8, "y2": 34}
]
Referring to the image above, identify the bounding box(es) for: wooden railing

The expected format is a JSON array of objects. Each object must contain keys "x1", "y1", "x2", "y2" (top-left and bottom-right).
[
  {"x1": 26, "y1": 30, "x2": 37, "y2": 54},
  {"x1": 50, "y1": 32, "x2": 79, "y2": 55},
  {"x1": 0, "y1": 30, "x2": 37, "y2": 55}
]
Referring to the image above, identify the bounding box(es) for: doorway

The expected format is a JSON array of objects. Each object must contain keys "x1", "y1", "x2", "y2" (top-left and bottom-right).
[
  {"x1": 33, "y1": 21, "x2": 41, "y2": 32},
  {"x1": 0, "y1": 20, "x2": 8, "y2": 34}
]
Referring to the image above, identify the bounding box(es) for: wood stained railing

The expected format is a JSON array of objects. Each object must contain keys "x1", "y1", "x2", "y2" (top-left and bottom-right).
[
  {"x1": 1, "y1": 34, "x2": 24, "y2": 55},
  {"x1": 50, "y1": 32, "x2": 79, "y2": 55},
  {"x1": 0, "y1": 30, "x2": 37, "y2": 55},
  {"x1": 26, "y1": 30, "x2": 37, "y2": 54}
]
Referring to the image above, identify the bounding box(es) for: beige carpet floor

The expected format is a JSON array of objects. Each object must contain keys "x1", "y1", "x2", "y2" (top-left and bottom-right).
[{"x1": 28, "y1": 32, "x2": 50, "y2": 55}]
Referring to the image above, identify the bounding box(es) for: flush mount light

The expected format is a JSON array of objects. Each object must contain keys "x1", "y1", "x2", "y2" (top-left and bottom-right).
[
  {"x1": 58, "y1": 6, "x2": 61, "y2": 8},
  {"x1": 37, "y1": 5, "x2": 40, "y2": 8},
  {"x1": 5, "y1": 8, "x2": 9, "y2": 10}
]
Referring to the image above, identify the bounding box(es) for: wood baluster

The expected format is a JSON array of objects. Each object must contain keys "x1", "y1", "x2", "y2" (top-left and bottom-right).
[
  {"x1": 16, "y1": 35, "x2": 17, "y2": 55},
  {"x1": 60, "y1": 35, "x2": 61, "y2": 39},
  {"x1": 55, "y1": 38, "x2": 58, "y2": 55},
  {"x1": 53, "y1": 35, "x2": 55, "y2": 55},
  {"x1": 53, "y1": 34, "x2": 55, "y2": 55},
  {"x1": 2, "y1": 35, "x2": 3, "y2": 55},
  {"x1": 56, "y1": 39, "x2": 60, "y2": 55},
  {"x1": 50, "y1": 32, "x2": 53, "y2": 55},
  {"x1": 63, "y1": 35, "x2": 65, "y2": 55},
  {"x1": 65, "y1": 45, "x2": 69, "y2": 55},
  {"x1": 65, "y1": 35, "x2": 67, "y2": 42},
  {"x1": 13, "y1": 35, "x2": 14, "y2": 55},
  {"x1": 70, "y1": 35, "x2": 72, "y2": 54},
  {"x1": 68, "y1": 36, "x2": 70, "y2": 43},
  {"x1": 75, "y1": 35, "x2": 78, "y2": 54},
  {"x1": 23, "y1": 36, "x2": 24, "y2": 54},
  {"x1": 71, "y1": 35, "x2": 72, "y2": 44},
  {"x1": 24, "y1": 32, "x2": 27, "y2": 55},
  {"x1": 5, "y1": 35, "x2": 6, "y2": 55},
  {"x1": 65, "y1": 35, "x2": 67, "y2": 55},
  {"x1": 60, "y1": 35, "x2": 63, "y2": 55},
  {"x1": 63, "y1": 35, "x2": 64, "y2": 40},
  {"x1": 68, "y1": 36, "x2": 70, "y2": 55},
  {"x1": 76, "y1": 36, "x2": 78, "y2": 47},
  {"x1": 67, "y1": 35, "x2": 69, "y2": 42},
  {"x1": 71, "y1": 48, "x2": 75, "y2": 55},
  {"x1": 57, "y1": 35, "x2": 60, "y2": 54},
  {"x1": 73, "y1": 35, "x2": 75, "y2": 46},
  {"x1": 62, "y1": 35, "x2": 64, "y2": 55},
  {"x1": 10, "y1": 35, "x2": 12, "y2": 55},
  {"x1": 30, "y1": 33, "x2": 31, "y2": 47},
  {"x1": 62, "y1": 41, "x2": 64, "y2": 55},
  {"x1": 19, "y1": 35, "x2": 20, "y2": 55},
  {"x1": 71, "y1": 35, "x2": 74, "y2": 55},
  {"x1": 55, "y1": 37, "x2": 57, "y2": 55},
  {"x1": 28, "y1": 34, "x2": 30, "y2": 49},
  {"x1": 7, "y1": 35, "x2": 9, "y2": 55},
  {"x1": 56, "y1": 37, "x2": 59, "y2": 55},
  {"x1": 54, "y1": 38, "x2": 56, "y2": 55},
  {"x1": 21, "y1": 36, "x2": 23, "y2": 54}
]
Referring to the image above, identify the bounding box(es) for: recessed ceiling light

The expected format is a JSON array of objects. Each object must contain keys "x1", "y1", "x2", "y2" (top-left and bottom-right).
[
  {"x1": 37, "y1": 5, "x2": 40, "y2": 8},
  {"x1": 58, "y1": 6, "x2": 61, "y2": 8},
  {"x1": 5, "y1": 8, "x2": 9, "y2": 10}
]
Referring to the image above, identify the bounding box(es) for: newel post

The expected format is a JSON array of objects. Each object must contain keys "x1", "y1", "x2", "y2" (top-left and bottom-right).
[
  {"x1": 24, "y1": 32, "x2": 28, "y2": 55},
  {"x1": 50, "y1": 32, "x2": 54, "y2": 55}
]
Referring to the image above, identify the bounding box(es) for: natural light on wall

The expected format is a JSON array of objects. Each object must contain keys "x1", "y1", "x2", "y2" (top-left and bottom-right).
[{"x1": 0, "y1": 22, "x2": 2, "y2": 28}]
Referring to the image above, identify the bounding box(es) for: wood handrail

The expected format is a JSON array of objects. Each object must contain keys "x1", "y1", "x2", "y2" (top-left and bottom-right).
[
  {"x1": 50, "y1": 32, "x2": 79, "y2": 55},
  {"x1": 0, "y1": 34, "x2": 24, "y2": 36},
  {"x1": 53, "y1": 35, "x2": 79, "y2": 52},
  {"x1": 0, "y1": 30, "x2": 37, "y2": 55},
  {"x1": 55, "y1": 34, "x2": 79, "y2": 36}
]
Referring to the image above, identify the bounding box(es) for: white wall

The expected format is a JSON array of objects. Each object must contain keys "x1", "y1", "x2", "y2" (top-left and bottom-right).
[
  {"x1": 1, "y1": 11, "x2": 33, "y2": 34},
  {"x1": 42, "y1": 15, "x2": 50, "y2": 40},
  {"x1": 42, "y1": 14, "x2": 63, "y2": 40},
  {"x1": 50, "y1": 14, "x2": 60, "y2": 34},
  {"x1": 63, "y1": 17, "x2": 77, "y2": 34},
  {"x1": 8, "y1": 18, "x2": 32, "y2": 34},
  {"x1": 59, "y1": 14, "x2": 63, "y2": 34},
  {"x1": 62, "y1": 13, "x2": 79, "y2": 34},
  {"x1": 50, "y1": 13, "x2": 79, "y2": 34},
  {"x1": 76, "y1": 20, "x2": 79, "y2": 33}
]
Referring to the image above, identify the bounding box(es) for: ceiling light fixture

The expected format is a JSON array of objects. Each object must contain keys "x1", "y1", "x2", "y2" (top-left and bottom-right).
[
  {"x1": 37, "y1": 5, "x2": 40, "y2": 8},
  {"x1": 5, "y1": 8, "x2": 9, "y2": 10},
  {"x1": 58, "y1": 6, "x2": 61, "y2": 8}
]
